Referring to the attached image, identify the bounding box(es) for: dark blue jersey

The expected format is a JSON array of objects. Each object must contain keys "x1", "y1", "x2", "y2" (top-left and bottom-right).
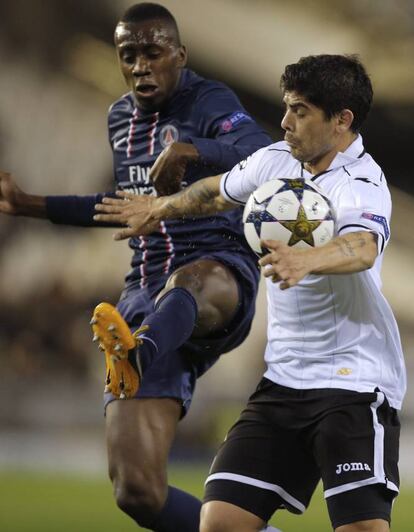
[{"x1": 46, "y1": 69, "x2": 271, "y2": 290}]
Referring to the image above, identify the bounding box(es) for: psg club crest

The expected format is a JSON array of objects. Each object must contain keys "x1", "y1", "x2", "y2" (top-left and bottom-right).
[{"x1": 159, "y1": 124, "x2": 179, "y2": 148}]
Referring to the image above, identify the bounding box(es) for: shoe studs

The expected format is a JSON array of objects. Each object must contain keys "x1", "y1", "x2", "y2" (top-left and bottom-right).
[{"x1": 91, "y1": 302, "x2": 140, "y2": 400}]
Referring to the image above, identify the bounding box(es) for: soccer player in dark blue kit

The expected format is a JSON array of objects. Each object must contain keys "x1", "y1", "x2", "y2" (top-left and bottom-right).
[{"x1": 0, "y1": 3, "x2": 271, "y2": 531}]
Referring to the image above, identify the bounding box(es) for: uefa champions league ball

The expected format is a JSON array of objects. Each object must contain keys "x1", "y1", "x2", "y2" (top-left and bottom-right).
[{"x1": 243, "y1": 177, "x2": 335, "y2": 256}]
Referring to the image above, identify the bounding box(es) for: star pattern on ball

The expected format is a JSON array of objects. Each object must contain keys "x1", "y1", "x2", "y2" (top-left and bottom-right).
[
  {"x1": 277, "y1": 178, "x2": 316, "y2": 202},
  {"x1": 245, "y1": 197, "x2": 278, "y2": 237},
  {"x1": 280, "y1": 204, "x2": 322, "y2": 246}
]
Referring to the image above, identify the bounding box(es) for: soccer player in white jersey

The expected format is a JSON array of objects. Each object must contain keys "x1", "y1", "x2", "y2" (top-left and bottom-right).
[{"x1": 94, "y1": 54, "x2": 405, "y2": 532}]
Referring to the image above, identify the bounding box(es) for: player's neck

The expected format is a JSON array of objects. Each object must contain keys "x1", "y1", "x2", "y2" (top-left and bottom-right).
[{"x1": 304, "y1": 131, "x2": 358, "y2": 175}]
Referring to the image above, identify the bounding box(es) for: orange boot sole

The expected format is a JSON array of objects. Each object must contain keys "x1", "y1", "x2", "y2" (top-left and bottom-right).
[{"x1": 91, "y1": 302, "x2": 147, "y2": 399}]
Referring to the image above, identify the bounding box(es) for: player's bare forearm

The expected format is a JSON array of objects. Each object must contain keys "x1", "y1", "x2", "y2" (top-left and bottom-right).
[
  {"x1": 94, "y1": 174, "x2": 234, "y2": 240},
  {"x1": 13, "y1": 194, "x2": 47, "y2": 217},
  {"x1": 0, "y1": 171, "x2": 47, "y2": 217},
  {"x1": 259, "y1": 231, "x2": 378, "y2": 289},
  {"x1": 157, "y1": 174, "x2": 234, "y2": 218},
  {"x1": 308, "y1": 231, "x2": 378, "y2": 274}
]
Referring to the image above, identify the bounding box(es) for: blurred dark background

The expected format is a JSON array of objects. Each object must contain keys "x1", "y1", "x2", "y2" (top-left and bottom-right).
[{"x1": 0, "y1": 0, "x2": 413, "y2": 478}]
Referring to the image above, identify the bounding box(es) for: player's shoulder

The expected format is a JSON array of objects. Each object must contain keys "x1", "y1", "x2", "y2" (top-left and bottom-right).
[
  {"x1": 260, "y1": 140, "x2": 302, "y2": 177},
  {"x1": 238, "y1": 142, "x2": 281, "y2": 164},
  {"x1": 191, "y1": 71, "x2": 239, "y2": 100},
  {"x1": 266, "y1": 140, "x2": 291, "y2": 156},
  {"x1": 265, "y1": 140, "x2": 293, "y2": 156},
  {"x1": 186, "y1": 71, "x2": 253, "y2": 126},
  {"x1": 108, "y1": 92, "x2": 134, "y2": 119},
  {"x1": 333, "y1": 151, "x2": 391, "y2": 214},
  {"x1": 344, "y1": 151, "x2": 387, "y2": 190},
  {"x1": 239, "y1": 140, "x2": 294, "y2": 166},
  {"x1": 259, "y1": 140, "x2": 297, "y2": 167},
  {"x1": 236, "y1": 141, "x2": 296, "y2": 175}
]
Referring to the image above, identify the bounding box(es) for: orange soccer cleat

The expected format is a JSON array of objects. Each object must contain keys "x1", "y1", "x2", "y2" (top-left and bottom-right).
[{"x1": 90, "y1": 302, "x2": 148, "y2": 399}]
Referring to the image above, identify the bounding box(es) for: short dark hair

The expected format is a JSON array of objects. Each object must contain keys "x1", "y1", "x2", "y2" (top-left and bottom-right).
[
  {"x1": 120, "y1": 3, "x2": 181, "y2": 45},
  {"x1": 280, "y1": 54, "x2": 373, "y2": 132}
]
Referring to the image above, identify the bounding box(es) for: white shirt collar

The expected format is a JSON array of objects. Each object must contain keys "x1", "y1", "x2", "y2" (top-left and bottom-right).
[
  {"x1": 326, "y1": 134, "x2": 365, "y2": 171},
  {"x1": 301, "y1": 134, "x2": 365, "y2": 178}
]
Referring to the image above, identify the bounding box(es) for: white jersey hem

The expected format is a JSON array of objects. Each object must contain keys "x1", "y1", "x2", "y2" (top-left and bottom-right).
[{"x1": 263, "y1": 371, "x2": 402, "y2": 410}]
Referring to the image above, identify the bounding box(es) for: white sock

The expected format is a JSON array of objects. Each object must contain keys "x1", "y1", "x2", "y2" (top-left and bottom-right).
[{"x1": 261, "y1": 527, "x2": 283, "y2": 532}]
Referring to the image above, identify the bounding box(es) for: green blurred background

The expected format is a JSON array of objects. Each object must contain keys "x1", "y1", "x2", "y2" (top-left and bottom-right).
[{"x1": 1, "y1": 468, "x2": 413, "y2": 531}]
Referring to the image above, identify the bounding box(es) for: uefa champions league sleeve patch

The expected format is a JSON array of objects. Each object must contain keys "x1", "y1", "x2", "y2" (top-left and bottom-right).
[
  {"x1": 361, "y1": 212, "x2": 390, "y2": 239},
  {"x1": 220, "y1": 112, "x2": 253, "y2": 132}
]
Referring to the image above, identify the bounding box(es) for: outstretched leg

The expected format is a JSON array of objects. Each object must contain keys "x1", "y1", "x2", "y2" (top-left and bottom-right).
[
  {"x1": 93, "y1": 259, "x2": 240, "y2": 399},
  {"x1": 97, "y1": 258, "x2": 243, "y2": 530},
  {"x1": 106, "y1": 397, "x2": 202, "y2": 531},
  {"x1": 155, "y1": 258, "x2": 240, "y2": 337},
  {"x1": 136, "y1": 258, "x2": 240, "y2": 362}
]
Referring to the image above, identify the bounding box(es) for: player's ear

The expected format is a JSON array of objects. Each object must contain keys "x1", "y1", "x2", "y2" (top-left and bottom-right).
[
  {"x1": 177, "y1": 45, "x2": 187, "y2": 68},
  {"x1": 337, "y1": 109, "x2": 354, "y2": 133}
]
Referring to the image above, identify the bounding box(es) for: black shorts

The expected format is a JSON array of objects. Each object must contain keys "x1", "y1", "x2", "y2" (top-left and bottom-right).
[{"x1": 204, "y1": 378, "x2": 400, "y2": 528}]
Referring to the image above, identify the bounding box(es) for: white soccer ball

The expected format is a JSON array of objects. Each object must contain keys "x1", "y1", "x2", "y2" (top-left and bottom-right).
[{"x1": 243, "y1": 177, "x2": 335, "y2": 256}]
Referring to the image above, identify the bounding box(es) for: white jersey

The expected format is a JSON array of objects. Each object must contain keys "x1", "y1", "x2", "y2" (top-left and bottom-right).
[{"x1": 220, "y1": 135, "x2": 406, "y2": 409}]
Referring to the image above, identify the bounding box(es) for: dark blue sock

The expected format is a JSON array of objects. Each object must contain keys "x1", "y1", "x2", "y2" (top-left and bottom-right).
[
  {"x1": 135, "y1": 287, "x2": 198, "y2": 368},
  {"x1": 150, "y1": 486, "x2": 201, "y2": 532}
]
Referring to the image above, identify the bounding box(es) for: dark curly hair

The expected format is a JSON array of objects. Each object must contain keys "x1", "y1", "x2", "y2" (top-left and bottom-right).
[{"x1": 280, "y1": 54, "x2": 373, "y2": 132}]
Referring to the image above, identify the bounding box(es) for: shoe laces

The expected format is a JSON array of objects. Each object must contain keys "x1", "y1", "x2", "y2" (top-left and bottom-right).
[{"x1": 132, "y1": 324, "x2": 150, "y2": 345}]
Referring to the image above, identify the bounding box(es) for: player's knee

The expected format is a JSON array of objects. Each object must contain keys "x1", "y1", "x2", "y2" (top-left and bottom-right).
[
  {"x1": 162, "y1": 265, "x2": 204, "y2": 298},
  {"x1": 161, "y1": 261, "x2": 239, "y2": 335},
  {"x1": 201, "y1": 501, "x2": 259, "y2": 532},
  {"x1": 112, "y1": 474, "x2": 166, "y2": 527},
  {"x1": 200, "y1": 503, "x2": 228, "y2": 532}
]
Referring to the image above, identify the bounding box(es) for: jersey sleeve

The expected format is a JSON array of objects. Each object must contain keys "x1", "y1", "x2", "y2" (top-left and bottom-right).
[
  {"x1": 335, "y1": 178, "x2": 392, "y2": 254},
  {"x1": 45, "y1": 193, "x2": 121, "y2": 227},
  {"x1": 188, "y1": 82, "x2": 271, "y2": 171},
  {"x1": 220, "y1": 146, "x2": 284, "y2": 205}
]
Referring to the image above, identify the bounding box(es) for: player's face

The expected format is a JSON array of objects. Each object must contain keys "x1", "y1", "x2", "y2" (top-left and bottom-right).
[
  {"x1": 115, "y1": 20, "x2": 187, "y2": 112},
  {"x1": 281, "y1": 91, "x2": 339, "y2": 171}
]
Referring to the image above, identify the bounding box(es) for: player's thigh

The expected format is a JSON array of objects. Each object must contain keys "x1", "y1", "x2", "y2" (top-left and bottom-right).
[
  {"x1": 335, "y1": 518, "x2": 389, "y2": 532},
  {"x1": 312, "y1": 391, "x2": 399, "y2": 529},
  {"x1": 204, "y1": 381, "x2": 320, "y2": 522},
  {"x1": 313, "y1": 390, "x2": 400, "y2": 495},
  {"x1": 158, "y1": 258, "x2": 240, "y2": 334},
  {"x1": 329, "y1": 484, "x2": 392, "y2": 531},
  {"x1": 200, "y1": 500, "x2": 266, "y2": 532},
  {"x1": 105, "y1": 397, "x2": 181, "y2": 485}
]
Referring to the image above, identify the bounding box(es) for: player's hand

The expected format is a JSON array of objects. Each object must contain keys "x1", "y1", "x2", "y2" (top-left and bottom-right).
[
  {"x1": 150, "y1": 142, "x2": 199, "y2": 196},
  {"x1": 259, "y1": 239, "x2": 315, "y2": 289},
  {"x1": 0, "y1": 171, "x2": 25, "y2": 215},
  {"x1": 94, "y1": 192, "x2": 162, "y2": 240}
]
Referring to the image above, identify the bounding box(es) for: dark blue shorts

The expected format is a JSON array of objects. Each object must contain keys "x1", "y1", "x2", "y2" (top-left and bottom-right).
[{"x1": 104, "y1": 250, "x2": 259, "y2": 416}]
